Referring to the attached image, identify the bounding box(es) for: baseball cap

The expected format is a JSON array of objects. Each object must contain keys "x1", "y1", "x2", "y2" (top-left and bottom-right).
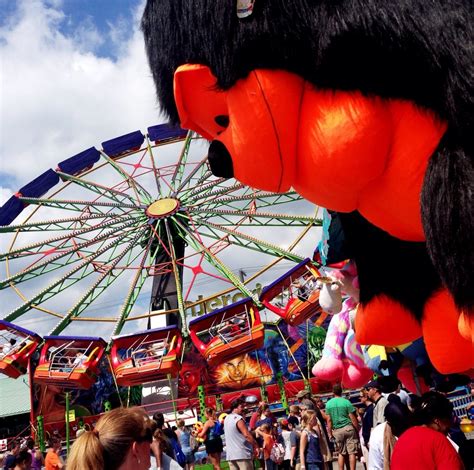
[{"x1": 365, "y1": 380, "x2": 381, "y2": 390}]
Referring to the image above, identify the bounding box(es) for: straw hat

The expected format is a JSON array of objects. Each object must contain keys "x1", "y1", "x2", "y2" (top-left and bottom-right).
[{"x1": 296, "y1": 389, "x2": 311, "y2": 399}]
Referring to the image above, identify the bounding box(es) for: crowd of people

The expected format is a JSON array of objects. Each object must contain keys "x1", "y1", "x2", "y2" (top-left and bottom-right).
[{"x1": 1, "y1": 379, "x2": 473, "y2": 470}]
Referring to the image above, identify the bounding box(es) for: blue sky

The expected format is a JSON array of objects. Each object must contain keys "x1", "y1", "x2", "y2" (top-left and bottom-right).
[
  {"x1": 0, "y1": 0, "x2": 161, "y2": 204},
  {"x1": 0, "y1": 0, "x2": 143, "y2": 60}
]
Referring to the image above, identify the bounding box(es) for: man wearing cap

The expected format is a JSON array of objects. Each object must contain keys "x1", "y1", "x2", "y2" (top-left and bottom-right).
[
  {"x1": 224, "y1": 397, "x2": 259, "y2": 470},
  {"x1": 325, "y1": 384, "x2": 360, "y2": 470},
  {"x1": 366, "y1": 380, "x2": 389, "y2": 428},
  {"x1": 296, "y1": 390, "x2": 316, "y2": 411}
]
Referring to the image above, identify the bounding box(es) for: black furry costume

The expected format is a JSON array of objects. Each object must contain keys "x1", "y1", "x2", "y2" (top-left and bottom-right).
[{"x1": 141, "y1": 0, "x2": 473, "y2": 372}]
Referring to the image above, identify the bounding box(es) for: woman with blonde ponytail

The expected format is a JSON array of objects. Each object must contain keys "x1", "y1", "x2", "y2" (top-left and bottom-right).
[{"x1": 67, "y1": 407, "x2": 155, "y2": 470}]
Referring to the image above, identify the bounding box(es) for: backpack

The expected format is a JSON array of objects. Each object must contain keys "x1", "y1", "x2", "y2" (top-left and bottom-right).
[
  {"x1": 270, "y1": 441, "x2": 285, "y2": 464},
  {"x1": 170, "y1": 437, "x2": 186, "y2": 467}
]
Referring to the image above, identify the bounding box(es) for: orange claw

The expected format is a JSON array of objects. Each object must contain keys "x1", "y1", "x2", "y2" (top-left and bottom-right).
[
  {"x1": 422, "y1": 290, "x2": 473, "y2": 374},
  {"x1": 355, "y1": 295, "x2": 422, "y2": 347}
]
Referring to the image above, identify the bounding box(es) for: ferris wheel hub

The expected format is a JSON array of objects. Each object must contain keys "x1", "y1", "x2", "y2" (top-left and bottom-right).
[{"x1": 146, "y1": 198, "x2": 180, "y2": 219}]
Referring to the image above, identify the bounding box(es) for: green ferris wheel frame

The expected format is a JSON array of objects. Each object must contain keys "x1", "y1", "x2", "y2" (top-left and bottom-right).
[{"x1": 0, "y1": 128, "x2": 322, "y2": 342}]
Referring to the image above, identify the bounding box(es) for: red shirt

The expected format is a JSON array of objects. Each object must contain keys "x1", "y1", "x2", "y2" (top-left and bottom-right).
[{"x1": 391, "y1": 426, "x2": 463, "y2": 470}]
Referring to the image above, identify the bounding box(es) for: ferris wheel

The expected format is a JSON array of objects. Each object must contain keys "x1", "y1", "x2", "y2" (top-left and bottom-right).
[{"x1": 0, "y1": 124, "x2": 322, "y2": 385}]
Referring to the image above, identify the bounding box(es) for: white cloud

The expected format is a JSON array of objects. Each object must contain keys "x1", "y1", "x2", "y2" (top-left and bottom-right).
[{"x1": 0, "y1": 0, "x2": 161, "y2": 204}]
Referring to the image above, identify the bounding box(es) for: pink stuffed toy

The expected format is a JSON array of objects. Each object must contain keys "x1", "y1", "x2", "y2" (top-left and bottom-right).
[{"x1": 312, "y1": 299, "x2": 372, "y2": 388}]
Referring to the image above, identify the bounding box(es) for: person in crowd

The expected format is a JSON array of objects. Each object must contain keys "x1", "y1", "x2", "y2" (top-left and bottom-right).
[
  {"x1": 279, "y1": 419, "x2": 298, "y2": 470},
  {"x1": 297, "y1": 391, "x2": 331, "y2": 465},
  {"x1": 153, "y1": 412, "x2": 179, "y2": 460},
  {"x1": 392, "y1": 379, "x2": 409, "y2": 405},
  {"x1": 296, "y1": 390, "x2": 316, "y2": 411},
  {"x1": 151, "y1": 429, "x2": 182, "y2": 470},
  {"x1": 176, "y1": 419, "x2": 194, "y2": 470},
  {"x1": 224, "y1": 397, "x2": 259, "y2": 470},
  {"x1": 325, "y1": 384, "x2": 359, "y2": 470},
  {"x1": 367, "y1": 401, "x2": 412, "y2": 470},
  {"x1": 26, "y1": 439, "x2": 43, "y2": 470},
  {"x1": 197, "y1": 408, "x2": 223, "y2": 470},
  {"x1": 12, "y1": 451, "x2": 31, "y2": 470},
  {"x1": 358, "y1": 388, "x2": 374, "y2": 468},
  {"x1": 365, "y1": 380, "x2": 389, "y2": 428},
  {"x1": 250, "y1": 403, "x2": 276, "y2": 430},
  {"x1": 3, "y1": 440, "x2": 20, "y2": 470},
  {"x1": 299, "y1": 410, "x2": 323, "y2": 470},
  {"x1": 287, "y1": 405, "x2": 301, "y2": 430},
  {"x1": 314, "y1": 398, "x2": 326, "y2": 412},
  {"x1": 256, "y1": 424, "x2": 277, "y2": 470},
  {"x1": 406, "y1": 393, "x2": 422, "y2": 414},
  {"x1": 44, "y1": 437, "x2": 64, "y2": 470},
  {"x1": 67, "y1": 407, "x2": 154, "y2": 470},
  {"x1": 391, "y1": 391, "x2": 464, "y2": 470}
]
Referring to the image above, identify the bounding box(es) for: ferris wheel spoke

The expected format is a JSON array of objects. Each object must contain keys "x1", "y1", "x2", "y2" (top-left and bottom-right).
[
  {"x1": 48, "y1": 227, "x2": 148, "y2": 335},
  {"x1": 168, "y1": 131, "x2": 194, "y2": 194},
  {"x1": 0, "y1": 213, "x2": 128, "y2": 233},
  {"x1": 55, "y1": 171, "x2": 139, "y2": 206},
  {"x1": 99, "y1": 151, "x2": 153, "y2": 204},
  {"x1": 197, "y1": 190, "x2": 301, "y2": 210},
  {"x1": 144, "y1": 136, "x2": 163, "y2": 196},
  {"x1": 186, "y1": 182, "x2": 247, "y2": 207},
  {"x1": 188, "y1": 207, "x2": 320, "y2": 227},
  {"x1": 172, "y1": 217, "x2": 260, "y2": 303},
  {"x1": 183, "y1": 215, "x2": 305, "y2": 263},
  {"x1": 111, "y1": 237, "x2": 157, "y2": 337},
  {"x1": 18, "y1": 196, "x2": 140, "y2": 214},
  {"x1": 3, "y1": 229, "x2": 139, "y2": 323},
  {"x1": 0, "y1": 214, "x2": 143, "y2": 261},
  {"x1": 179, "y1": 176, "x2": 228, "y2": 203},
  {"x1": 0, "y1": 219, "x2": 144, "y2": 288},
  {"x1": 171, "y1": 155, "x2": 209, "y2": 197}
]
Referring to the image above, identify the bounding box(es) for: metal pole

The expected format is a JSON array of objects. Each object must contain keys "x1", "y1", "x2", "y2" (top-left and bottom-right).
[
  {"x1": 36, "y1": 415, "x2": 45, "y2": 452},
  {"x1": 197, "y1": 385, "x2": 206, "y2": 422},
  {"x1": 65, "y1": 392, "x2": 70, "y2": 457},
  {"x1": 276, "y1": 372, "x2": 289, "y2": 414}
]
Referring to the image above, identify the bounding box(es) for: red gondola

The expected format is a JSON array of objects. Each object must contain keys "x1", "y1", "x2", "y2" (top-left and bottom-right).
[
  {"x1": 0, "y1": 320, "x2": 42, "y2": 378},
  {"x1": 110, "y1": 325, "x2": 183, "y2": 387},
  {"x1": 260, "y1": 259, "x2": 324, "y2": 326},
  {"x1": 34, "y1": 336, "x2": 106, "y2": 389},
  {"x1": 189, "y1": 298, "x2": 264, "y2": 367}
]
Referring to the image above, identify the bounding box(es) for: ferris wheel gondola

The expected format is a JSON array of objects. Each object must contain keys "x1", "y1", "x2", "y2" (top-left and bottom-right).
[
  {"x1": 260, "y1": 258, "x2": 324, "y2": 326},
  {"x1": 0, "y1": 320, "x2": 42, "y2": 378}
]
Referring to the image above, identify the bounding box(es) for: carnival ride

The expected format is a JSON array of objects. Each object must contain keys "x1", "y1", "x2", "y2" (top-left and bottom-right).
[{"x1": 0, "y1": 124, "x2": 323, "y2": 396}]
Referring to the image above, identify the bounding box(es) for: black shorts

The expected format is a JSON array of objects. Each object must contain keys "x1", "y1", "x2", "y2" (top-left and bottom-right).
[{"x1": 205, "y1": 437, "x2": 223, "y2": 454}]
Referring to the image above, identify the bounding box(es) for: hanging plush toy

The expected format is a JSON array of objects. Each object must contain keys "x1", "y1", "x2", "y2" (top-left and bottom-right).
[
  {"x1": 312, "y1": 298, "x2": 372, "y2": 388},
  {"x1": 141, "y1": 0, "x2": 473, "y2": 373}
]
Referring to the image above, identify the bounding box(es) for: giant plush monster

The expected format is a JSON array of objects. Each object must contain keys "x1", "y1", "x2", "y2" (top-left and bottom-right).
[{"x1": 141, "y1": 0, "x2": 473, "y2": 373}]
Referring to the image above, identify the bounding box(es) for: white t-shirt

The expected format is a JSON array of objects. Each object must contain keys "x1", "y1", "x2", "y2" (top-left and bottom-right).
[
  {"x1": 368, "y1": 422, "x2": 387, "y2": 470},
  {"x1": 281, "y1": 430, "x2": 294, "y2": 460},
  {"x1": 224, "y1": 412, "x2": 253, "y2": 461}
]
